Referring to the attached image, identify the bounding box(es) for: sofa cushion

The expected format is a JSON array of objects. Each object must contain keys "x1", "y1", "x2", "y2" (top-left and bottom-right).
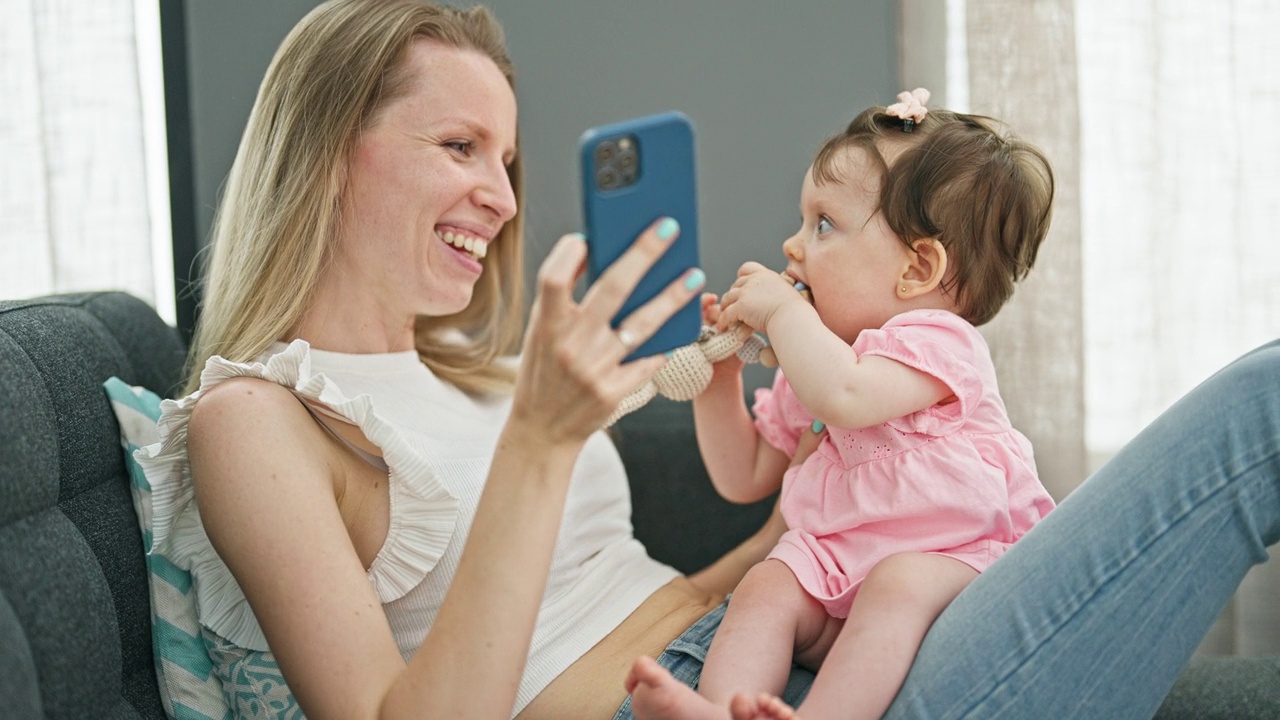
[
  {"x1": 612, "y1": 397, "x2": 776, "y2": 574},
  {"x1": 0, "y1": 292, "x2": 184, "y2": 719}
]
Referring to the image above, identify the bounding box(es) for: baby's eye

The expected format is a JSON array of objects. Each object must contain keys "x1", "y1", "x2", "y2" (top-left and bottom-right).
[{"x1": 817, "y1": 216, "x2": 834, "y2": 234}]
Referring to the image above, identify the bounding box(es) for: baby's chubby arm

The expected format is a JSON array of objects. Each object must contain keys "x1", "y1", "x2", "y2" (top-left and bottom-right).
[
  {"x1": 693, "y1": 293, "x2": 791, "y2": 504},
  {"x1": 719, "y1": 263, "x2": 951, "y2": 430}
]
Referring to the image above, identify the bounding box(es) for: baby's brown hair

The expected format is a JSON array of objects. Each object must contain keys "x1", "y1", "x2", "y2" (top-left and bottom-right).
[{"x1": 813, "y1": 106, "x2": 1055, "y2": 326}]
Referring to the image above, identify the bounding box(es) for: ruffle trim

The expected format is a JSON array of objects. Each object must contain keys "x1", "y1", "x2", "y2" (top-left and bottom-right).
[
  {"x1": 853, "y1": 311, "x2": 984, "y2": 437},
  {"x1": 752, "y1": 372, "x2": 801, "y2": 458},
  {"x1": 134, "y1": 339, "x2": 459, "y2": 651}
]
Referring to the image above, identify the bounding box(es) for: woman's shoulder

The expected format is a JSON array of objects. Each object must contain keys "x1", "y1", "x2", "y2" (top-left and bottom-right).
[
  {"x1": 193, "y1": 374, "x2": 297, "y2": 414},
  {"x1": 167, "y1": 342, "x2": 347, "y2": 502},
  {"x1": 188, "y1": 377, "x2": 326, "y2": 461}
]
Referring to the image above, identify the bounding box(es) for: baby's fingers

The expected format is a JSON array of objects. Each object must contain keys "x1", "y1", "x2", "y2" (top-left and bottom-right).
[
  {"x1": 701, "y1": 293, "x2": 722, "y2": 325},
  {"x1": 716, "y1": 300, "x2": 749, "y2": 333}
]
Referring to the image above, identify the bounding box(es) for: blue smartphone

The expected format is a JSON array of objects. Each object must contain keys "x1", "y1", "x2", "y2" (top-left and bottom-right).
[{"x1": 580, "y1": 111, "x2": 702, "y2": 361}]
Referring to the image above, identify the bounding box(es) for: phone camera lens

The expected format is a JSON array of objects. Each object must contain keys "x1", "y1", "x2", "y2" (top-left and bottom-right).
[
  {"x1": 595, "y1": 142, "x2": 616, "y2": 165},
  {"x1": 617, "y1": 150, "x2": 636, "y2": 171},
  {"x1": 597, "y1": 167, "x2": 618, "y2": 190}
]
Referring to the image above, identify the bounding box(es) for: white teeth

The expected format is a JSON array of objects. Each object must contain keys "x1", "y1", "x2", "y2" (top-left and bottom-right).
[{"x1": 438, "y1": 230, "x2": 488, "y2": 260}]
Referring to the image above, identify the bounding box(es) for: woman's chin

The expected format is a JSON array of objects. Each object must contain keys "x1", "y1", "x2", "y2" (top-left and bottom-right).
[{"x1": 415, "y1": 290, "x2": 475, "y2": 319}]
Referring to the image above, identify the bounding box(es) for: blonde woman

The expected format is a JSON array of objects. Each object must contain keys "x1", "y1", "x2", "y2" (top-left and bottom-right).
[{"x1": 144, "y1": 1, "x2": 1280, "y2": 719}]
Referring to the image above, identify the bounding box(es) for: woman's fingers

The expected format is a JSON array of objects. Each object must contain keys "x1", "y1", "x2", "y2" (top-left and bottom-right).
[
  {"x1": 533, "y1": 232, "x2": 589, "y2": 317},
  {"x1": 517, "y1": 220, "x2": 708, "y2": 436},
  {"x1": 790, "y1": 420, "x2": 827, "y2": 469},
  {"x1": 608, "y1": 267, "x2": 705, "y2": 360},
  {"x1": 580, "y1": 217, "x2": 681, "y2": 323}
]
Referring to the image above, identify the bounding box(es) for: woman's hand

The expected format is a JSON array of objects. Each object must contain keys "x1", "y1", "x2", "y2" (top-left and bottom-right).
[
  {"x1": 511, "y1": 218, "x2": 705, "y2": 447},
  {"x1": 791, "y1": 419, "x2": 826, "y2": 469},
  {"x1": 717, "y1": 261, "x2": 809, "y2": 334}
]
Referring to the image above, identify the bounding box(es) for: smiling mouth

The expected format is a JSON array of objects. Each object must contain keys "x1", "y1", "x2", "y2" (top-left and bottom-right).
[{"x1": 438, "y1": 229, "x2": 489, "y2": 260}]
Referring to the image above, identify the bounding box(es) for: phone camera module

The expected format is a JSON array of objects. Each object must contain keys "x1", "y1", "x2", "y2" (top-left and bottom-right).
[{"x1": 594, "y1": 135, "x2": 640, "y2": 191}]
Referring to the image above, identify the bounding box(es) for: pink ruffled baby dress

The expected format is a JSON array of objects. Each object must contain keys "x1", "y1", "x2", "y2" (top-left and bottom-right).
[{"x1": 755, "y1": 309, "x2": 1056, "y2": 618}]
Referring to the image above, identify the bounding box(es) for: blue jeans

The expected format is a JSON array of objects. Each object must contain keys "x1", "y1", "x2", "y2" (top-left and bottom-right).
[
  {"x1": 610, "y1": 600, "x2": 816, "y2": 720},
  {"x1": 896, "y1": 339, "x2": 1280, "y2": 717},
  {"x1": 620, "y1": 339, "x2": 1280, "y2": 719}
]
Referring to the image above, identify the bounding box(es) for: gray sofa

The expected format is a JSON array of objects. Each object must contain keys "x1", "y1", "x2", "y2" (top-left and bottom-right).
[{"x1": 0, "y1": 291, "x2": 1274, "y2": 719}]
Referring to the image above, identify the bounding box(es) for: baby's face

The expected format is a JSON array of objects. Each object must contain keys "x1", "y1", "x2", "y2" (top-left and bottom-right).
[{"x1": 780, "y1": 147, "x2": 913, "y2": 343}]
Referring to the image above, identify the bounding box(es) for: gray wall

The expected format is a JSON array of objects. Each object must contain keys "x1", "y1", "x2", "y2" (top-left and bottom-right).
[{"x1": 181, "y1": 0, "x2": 898, "y2": 388}]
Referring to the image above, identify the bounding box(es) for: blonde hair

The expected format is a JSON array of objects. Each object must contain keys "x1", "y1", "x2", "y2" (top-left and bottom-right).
[
  {"x1": 184, "y1": 0, "x2": 525, "y2": 395},
  {"x1": 813, "y1": 107, "x2": 1054, "y2": 326}
]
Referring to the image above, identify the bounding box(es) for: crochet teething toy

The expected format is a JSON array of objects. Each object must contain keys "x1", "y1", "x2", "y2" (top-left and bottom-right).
[{"x1": 603, "y1": 273, "x2": 812, "y2": 427}]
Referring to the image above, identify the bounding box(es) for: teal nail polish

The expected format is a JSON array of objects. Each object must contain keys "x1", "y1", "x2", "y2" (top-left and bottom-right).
[
  {"x1": 811, "y1": 420, "x2": 825, "y2": 433},
  {"x1": 664, "y1": 350, "x2": 675, "y2": 359},
  {"x1": 657, "y1": 217, "x2": 680, "y2": 240},
  {"x1": 684, "y1": 268, "x2": 706, "y2": 291},
  {"x1": 566, "y1": 232, "x2": 585, "y2": 243}
]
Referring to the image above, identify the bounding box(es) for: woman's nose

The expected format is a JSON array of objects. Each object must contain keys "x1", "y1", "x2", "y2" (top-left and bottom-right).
[{"x1": 477, "y1": 164, "x2": 518, "y2": 222}]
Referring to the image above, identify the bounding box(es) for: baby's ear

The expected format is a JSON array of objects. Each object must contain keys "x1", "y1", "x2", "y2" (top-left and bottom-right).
[{"x1": 898, "y1": 238, "x2": 948, "y2": 298}]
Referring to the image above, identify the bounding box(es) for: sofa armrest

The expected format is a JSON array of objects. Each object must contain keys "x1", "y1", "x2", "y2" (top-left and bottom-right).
[{"x1": 1155, "y1": 656, "x2": 1280, "y2": 719}]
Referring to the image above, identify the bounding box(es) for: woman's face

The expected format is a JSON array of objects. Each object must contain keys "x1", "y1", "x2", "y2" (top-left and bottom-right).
[{"x1": 338, "y1": 39, "x2": 518, "y2": 320}]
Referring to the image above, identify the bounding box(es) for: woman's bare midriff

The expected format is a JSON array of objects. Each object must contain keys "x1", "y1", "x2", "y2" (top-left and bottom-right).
[{"x1": 516, "y1": 576, "x2": 725, "y2": 720}]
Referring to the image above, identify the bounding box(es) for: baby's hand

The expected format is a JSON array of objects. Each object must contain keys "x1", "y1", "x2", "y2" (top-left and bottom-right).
[
  {"x1": 700, "y1": 293, "x2": 724, "y2": 327},
  {"x1": 700, "y1": 293, "x2": 753, "y2": 371},
  {"x1": 717, "y1": 262, "x2": 810, "y2": 333}
]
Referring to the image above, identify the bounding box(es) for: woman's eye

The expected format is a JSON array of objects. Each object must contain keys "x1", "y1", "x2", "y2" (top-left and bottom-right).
[
  {"x1": 817, "y1": 216, "x2": 834, "y2": 234},
  {"x1": 444, "y1": 140, "x2": 473, "y2": 155}
]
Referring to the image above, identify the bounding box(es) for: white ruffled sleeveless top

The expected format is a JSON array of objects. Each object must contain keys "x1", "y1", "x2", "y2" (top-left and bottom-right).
[{"x1": 138, "y1": 340, "x2": 678, "y2": 715}]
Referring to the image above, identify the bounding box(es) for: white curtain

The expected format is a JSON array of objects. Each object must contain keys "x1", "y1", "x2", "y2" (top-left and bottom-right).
[
  {"x1": 0, "y1": 0, "x2": 171, "y2": 319},
  {"x1": 1076, "y1": 0, "x2": 1280, "y2": 657},
  {"x1": 902, "y1": 0, "x2": 1280, "y2": 657}
]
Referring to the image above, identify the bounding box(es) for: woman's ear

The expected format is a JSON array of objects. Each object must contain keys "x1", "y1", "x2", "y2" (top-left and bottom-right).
[{"x1": 897, "y1": 238, "x2": 948, "y2": 299}]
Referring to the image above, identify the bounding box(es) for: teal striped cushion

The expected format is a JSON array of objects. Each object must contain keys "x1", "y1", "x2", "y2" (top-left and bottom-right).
[{"x1": 104, "y1": 377, "x2": 234, "y2": 720}]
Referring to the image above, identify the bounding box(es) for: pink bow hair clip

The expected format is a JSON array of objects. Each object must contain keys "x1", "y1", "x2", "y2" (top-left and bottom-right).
[{"x1": 885, "y1": 87, "x2": 931, "y2": 132}]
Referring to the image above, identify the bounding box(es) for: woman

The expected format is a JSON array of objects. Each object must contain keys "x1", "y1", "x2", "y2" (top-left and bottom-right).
[{"x1": 151, "y1": 1, "x2": 1280, "y2": 719}]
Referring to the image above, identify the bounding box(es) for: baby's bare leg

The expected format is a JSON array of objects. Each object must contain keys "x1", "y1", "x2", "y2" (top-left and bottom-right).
[
  {"x1": 700, "y1": 558, "x2": 839, "y2": 704},
  {"x1": 797, "y1": 552, "x2": 977, "y2": 720},
  {"x1": 628, "y1": 558, "x2": 834, "y2": 720}
]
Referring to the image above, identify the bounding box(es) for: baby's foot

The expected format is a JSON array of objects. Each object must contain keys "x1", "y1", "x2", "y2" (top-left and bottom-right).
[
  {"x1": 626, "y1": 655, "x2": 725, "y2": 720},
  {"x1": 728, "y1": 692, "x2": 798, "y2": 720}
]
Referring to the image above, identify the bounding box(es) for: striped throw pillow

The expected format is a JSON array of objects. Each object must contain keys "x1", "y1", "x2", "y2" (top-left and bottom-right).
[{"x1": 104, "y1": 377, "x2": 233, "y2": 720}]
